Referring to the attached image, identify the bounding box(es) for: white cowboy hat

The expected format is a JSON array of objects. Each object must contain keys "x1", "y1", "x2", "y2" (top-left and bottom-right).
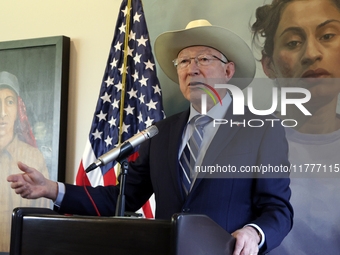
[{"x1": 154, "y1": 19, "x2": 255, "y2": 89}]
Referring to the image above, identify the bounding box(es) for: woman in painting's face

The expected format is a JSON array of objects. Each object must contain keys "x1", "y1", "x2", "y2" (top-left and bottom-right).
[
  {"x1": 0, "y1": 88, "x2": 18, "y2": 147},
  {"x1": 262, "y1": 0, "x2": 340, "y2": 98}
]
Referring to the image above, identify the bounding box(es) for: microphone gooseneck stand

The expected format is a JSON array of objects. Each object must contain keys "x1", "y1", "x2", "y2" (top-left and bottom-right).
[
  {"x1": 114, "y1": 141, "x2": 136, "y2": 217},
  {"x1": 115, "y1": 157, "x2": 129, "y2": 217}
]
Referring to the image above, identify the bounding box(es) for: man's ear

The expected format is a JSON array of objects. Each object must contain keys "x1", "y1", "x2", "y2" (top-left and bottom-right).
[
  {"x1": 261, "y1": 54, "x2": 277, "y2": 79},
  {"x1": 225, "y1": 62, "x2": 235, "y2": 80}
]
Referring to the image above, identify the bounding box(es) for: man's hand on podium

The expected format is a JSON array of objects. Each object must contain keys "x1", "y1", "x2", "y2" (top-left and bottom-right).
[
  {"x1": 7, "y1": 161, "x2": 58, "y2": 201},
  {"x1": 232, "y1": 226, "x2": 260, "y2": 255}
]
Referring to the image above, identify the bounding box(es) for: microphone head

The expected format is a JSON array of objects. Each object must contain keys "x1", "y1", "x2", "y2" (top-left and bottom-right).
[{"x1": 145, "y1": 125, "x2": 159, "y2": 138}]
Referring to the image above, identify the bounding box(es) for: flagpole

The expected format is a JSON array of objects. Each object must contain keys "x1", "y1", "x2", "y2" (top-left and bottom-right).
[{"x1": 117, "y1": 0, "x2": 132, "y2": 183}]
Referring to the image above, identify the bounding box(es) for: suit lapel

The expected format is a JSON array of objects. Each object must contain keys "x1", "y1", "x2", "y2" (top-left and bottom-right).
[
  {"x1": 190, "y1": 103, "x2": 246, "y2": 194},
  {"x1": 168, "y1": 109, "x2": 190, "y2": 201}
]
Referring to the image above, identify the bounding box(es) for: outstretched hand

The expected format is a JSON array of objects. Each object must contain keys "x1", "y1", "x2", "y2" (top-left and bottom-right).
[{"x1": 7, "y1": 161, "x2": 58, "y2": 201}]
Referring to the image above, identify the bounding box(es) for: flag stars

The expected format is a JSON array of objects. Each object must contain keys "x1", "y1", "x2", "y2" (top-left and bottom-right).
[
  {"x1": 146, "y1": 99, "x2": 158, "y2": 111},
  {"x1": 124, "y1": 104, "x2": 135, "y2": 115},
  {"x1": 153, "y1": 84, "x2": 162, "y2": 95},
  {"x1": 96, "y1": 110, "x2": 107, "y2": 121},
  {"x1": 139, "y1": 75, "x2": 148, "y2": 87},
  {"x1": 138, "y1": 94, "x2": 145, "y2": 104},
  {"x1": 104, "y1": 76, "x2": 114, "y2": 87},
  {"x1": 84, "y1": 2, "x2": 165, "y2": 185},
  {"x1": 115, "y1": 81, "x2": 123, "y2": 92},
  {"x1": 127, "y1": 88, "x2": 138, "y2": 99},
  {"x1": 104, "y1": 135, "x2": 113, "y2": 147},
  {"x1": 137, "y1": 112, "x2": 143, "y2": 123},
  {"x1": 129, "y1": 30, "x2": 136, "y2": 41},
  {"x1": 145, "y1": 116, "x2": 154, "y2": 128},
  {"x1": 118, "y1": 65, "x2": 129, "y2": 75},
  {"x1": 114, "y1": 41, "x2": 123, "y2": 51},
  {"x1": 132, "y1": 70, "x2": 139, "y2": 82},
  {"x1": 101, "y1": 92, "x2": 111, "y2": 103},
  {"x1": 144, "y1": 60, "x2": 155, "y2": 71},
  {"x1": 108, "y1": 116, "x2": 117, "y2": 128},
  {"x1": 110, "y1": 58, "x2": 118, "y2": 69},
  {"x1": 120, "y1": 122, "x2": 130, "y2": 134},
  {"x1": 112, "y1": 98, "x2": 120, "y2": 109},
  {"x1": 123, "y1": 46, "x2": 134, "y2": 57},
  {"x1": 133, "y1": 53, "x2": 142, "y2": 64},
  {"x1": 133, "y1": 12, "x2": 142, "y2": 23},
  {"x1": 92, "y1": 129, "x2": 102, "y2": 140},
  {"x1": 118, "y1": 23, "x2": 126, "y2": 34},
  {"x1": 121, "y1": 6, "x2": 131, "y2": 17},
  {"x1": 137, "y1": 35, "x2": 148, "y2": 47}
]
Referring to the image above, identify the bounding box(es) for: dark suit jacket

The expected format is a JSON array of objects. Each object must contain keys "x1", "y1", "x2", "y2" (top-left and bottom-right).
[{"x1": 59, "y1": 105, "x2": 293, "y2": 254}]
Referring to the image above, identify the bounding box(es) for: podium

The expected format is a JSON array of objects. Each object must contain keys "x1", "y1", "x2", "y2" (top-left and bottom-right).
[{"x1": 10, "y1": 208, "x2": 235, "y2": 255}]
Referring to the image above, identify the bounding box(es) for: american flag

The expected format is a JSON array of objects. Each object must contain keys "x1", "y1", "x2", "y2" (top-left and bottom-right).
[{"x1": 75, "y1": 0, "x2": 164, "y2": 218}]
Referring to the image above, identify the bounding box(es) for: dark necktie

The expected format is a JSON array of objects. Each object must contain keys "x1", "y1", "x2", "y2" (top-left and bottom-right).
[{"x1": 179, "y1": 115, "x2": 212, "y2": 195}]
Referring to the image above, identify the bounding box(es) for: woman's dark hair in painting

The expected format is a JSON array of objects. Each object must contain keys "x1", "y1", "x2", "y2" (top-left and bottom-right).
[{"x1": 251, "y1": 0, "x2": 340, "y2": 58}]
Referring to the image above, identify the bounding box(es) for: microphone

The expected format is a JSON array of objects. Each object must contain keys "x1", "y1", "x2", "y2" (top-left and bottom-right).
[{"x1": 85, "y1": 125, "x2": 159, "y2": 173}]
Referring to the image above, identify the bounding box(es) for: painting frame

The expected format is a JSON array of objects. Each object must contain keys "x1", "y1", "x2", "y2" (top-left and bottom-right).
[{"x1": 0, "y1": 36, "x2": 70, "y2": 182}]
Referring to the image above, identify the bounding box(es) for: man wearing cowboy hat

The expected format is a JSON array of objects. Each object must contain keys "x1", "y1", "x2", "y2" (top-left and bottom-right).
[{"x1": 8, "y1": 20, "x2": 292, "y2": 255}]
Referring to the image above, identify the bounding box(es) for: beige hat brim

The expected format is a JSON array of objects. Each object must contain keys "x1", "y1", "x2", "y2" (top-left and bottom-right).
[{"x1": 154, "y1": 23, "x2": 256, "y2": 90}]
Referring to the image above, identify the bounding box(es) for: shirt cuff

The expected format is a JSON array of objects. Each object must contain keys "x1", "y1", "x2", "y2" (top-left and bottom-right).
[
  {"x1": 54, "y1": 182, "x2": 65, "y2": 208},
  {"x1": 244, "y1": 223, "x2": 265, "y2": 248}
]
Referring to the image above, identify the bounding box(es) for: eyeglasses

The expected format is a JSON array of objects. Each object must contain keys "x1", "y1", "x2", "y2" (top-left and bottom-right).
[{"x1": 173, "y1": 54, "x2": 228, "y2": 69}]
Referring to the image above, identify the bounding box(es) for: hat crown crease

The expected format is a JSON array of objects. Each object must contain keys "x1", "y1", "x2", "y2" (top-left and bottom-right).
[{"x1": 185, "y1": 19, "x2": 212, "y2": 29}]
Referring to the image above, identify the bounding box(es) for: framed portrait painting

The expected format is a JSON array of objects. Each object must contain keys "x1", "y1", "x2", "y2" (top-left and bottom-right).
[{"x1": 0, "y1": 36, "x2": 70, "y2": 253}]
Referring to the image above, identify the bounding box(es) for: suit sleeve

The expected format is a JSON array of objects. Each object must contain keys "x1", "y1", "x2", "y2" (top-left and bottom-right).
[
  {"x1": 250, "y1": 122, "x2": 293, "y2": 253},
  {"x1": 57, "y1": 139, "x2": 154, "y2": 216}
]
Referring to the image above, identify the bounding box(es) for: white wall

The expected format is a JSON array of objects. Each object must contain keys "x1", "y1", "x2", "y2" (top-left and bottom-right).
[{"x1": 0, "y1": 0, "x2": 121, "y2": 183}]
